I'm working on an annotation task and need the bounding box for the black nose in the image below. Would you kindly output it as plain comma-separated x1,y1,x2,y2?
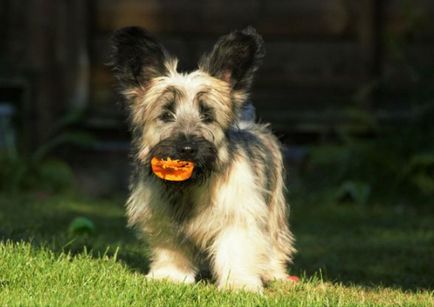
177,143,198,156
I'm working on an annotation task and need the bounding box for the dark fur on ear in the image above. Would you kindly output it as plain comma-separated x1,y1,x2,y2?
199,26,265,92
109,26,168,90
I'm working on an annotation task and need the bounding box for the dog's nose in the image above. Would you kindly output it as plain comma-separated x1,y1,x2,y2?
177,143,198,156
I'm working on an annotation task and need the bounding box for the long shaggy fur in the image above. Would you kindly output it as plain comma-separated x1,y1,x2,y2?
110,26,295,292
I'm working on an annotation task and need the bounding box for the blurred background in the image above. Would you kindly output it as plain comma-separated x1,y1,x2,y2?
1,0,434,204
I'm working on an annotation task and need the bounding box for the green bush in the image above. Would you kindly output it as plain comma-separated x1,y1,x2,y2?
0,111,96,193
0,155,74,192
304,102,434,204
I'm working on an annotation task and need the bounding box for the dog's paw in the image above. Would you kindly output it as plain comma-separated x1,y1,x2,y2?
261,271,289,284
146,268,196,284
218,277,263,293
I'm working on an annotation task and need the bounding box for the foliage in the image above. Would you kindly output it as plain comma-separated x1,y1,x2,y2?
0,155,73,192
335,181,371,206
68,217,96,236
0,111,96,193
403,154,434,195
303,101,434,204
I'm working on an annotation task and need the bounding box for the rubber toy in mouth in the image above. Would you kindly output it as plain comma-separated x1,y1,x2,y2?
151,157,195,181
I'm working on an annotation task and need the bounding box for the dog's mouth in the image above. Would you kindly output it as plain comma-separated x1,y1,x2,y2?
147,136,217,184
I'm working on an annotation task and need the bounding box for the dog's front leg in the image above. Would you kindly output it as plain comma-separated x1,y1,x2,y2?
211,227,264,292
146,245,197,284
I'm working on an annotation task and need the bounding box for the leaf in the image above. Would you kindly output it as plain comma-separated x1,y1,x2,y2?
404,153,434,195
32,132,97,162
335,181,371,206
68,217,96,236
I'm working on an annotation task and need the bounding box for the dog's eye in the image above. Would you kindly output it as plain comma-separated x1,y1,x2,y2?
201,112,214,123
200,103,214,123
159,111,175,122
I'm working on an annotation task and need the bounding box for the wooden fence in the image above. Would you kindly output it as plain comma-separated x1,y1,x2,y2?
1,0,434,146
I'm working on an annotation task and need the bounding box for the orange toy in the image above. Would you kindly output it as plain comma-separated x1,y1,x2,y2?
151,157,195,181
287,275,300,283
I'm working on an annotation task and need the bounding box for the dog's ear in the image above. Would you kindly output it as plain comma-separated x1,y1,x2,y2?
110,27,168,91
199,27,265,92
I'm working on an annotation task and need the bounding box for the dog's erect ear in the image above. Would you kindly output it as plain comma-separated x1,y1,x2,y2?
199,27,265,92
110,27,168,90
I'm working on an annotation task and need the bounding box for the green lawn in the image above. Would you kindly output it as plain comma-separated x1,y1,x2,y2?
0,192,433,306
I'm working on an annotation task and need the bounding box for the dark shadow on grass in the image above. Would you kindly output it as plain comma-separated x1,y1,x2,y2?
290,201,434,291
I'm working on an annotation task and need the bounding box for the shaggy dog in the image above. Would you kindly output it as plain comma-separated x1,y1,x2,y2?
110,26,295,292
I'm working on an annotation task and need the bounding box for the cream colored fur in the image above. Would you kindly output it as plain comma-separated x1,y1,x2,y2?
127,155,294,292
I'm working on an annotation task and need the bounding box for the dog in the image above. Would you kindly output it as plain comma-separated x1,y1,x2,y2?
110,26,295,292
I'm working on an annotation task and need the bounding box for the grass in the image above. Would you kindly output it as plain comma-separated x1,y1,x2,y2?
0,191,433,306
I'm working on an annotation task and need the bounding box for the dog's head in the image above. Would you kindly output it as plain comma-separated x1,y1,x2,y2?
110,27,264,182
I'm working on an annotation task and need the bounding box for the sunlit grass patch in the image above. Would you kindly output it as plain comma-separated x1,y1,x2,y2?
0,192,433,306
